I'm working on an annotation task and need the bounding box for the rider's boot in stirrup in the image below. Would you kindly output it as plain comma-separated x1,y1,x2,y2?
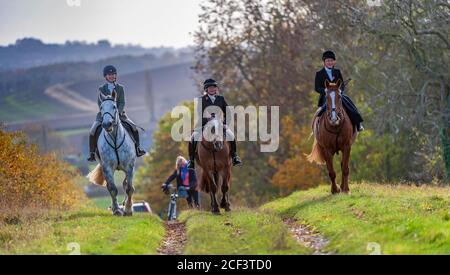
357,123,365,132
132,127,147,157
230,140,242,166
87,134,96,162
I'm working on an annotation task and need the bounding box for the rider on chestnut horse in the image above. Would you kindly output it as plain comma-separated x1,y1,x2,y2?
188,79,242,169
315,51,364,132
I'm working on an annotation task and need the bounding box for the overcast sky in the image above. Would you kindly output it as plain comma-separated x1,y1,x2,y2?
0,0,203,48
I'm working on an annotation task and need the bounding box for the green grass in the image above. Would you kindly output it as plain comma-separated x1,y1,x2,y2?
179,209,311,255
55,128,90,138
0,93,67,123
261,183,450,255
91,196,126,209
2,183,448,255
0,207,165,255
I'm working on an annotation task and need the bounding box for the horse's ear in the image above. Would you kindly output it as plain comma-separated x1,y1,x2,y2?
324,79,330,89
111,90,117,101
335,79,342,89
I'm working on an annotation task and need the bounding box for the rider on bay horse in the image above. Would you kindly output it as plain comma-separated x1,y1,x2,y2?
187,78,243,169
315,50,364,132
87,65,147,162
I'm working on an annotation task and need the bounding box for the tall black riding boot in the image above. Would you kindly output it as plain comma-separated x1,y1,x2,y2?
131,128,146,157
87,134,96,162
230,139,242,166
188,140,197,169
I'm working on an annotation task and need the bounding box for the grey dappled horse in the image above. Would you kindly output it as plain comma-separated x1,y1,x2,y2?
87,92,136,216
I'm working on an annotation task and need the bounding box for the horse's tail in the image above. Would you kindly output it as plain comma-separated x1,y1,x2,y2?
87,164,106,186
306,139,326,165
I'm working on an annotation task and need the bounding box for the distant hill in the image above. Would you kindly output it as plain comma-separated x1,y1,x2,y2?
0,37,193,71
0,52,195,123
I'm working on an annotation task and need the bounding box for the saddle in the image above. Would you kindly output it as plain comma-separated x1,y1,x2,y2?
314,104,356,134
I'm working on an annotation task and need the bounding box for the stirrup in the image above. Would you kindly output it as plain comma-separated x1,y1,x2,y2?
136,147,147,157
87,152,96,162
232,155,242,166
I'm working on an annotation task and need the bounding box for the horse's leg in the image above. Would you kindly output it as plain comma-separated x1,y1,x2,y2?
104,167,123,216
187,191,194,209
218,172,226,210
123,166,135,216
121,178,127,206
220,183,231,212
209,172,220,214
324,151,339,194
340,145,351,194
220,172,231,212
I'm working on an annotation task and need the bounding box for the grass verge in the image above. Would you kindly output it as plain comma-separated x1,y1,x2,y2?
179,209,311,255
261,183,450,254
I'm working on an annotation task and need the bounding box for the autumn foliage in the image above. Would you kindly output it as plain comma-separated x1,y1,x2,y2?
0,127,84,219
269,116,324,195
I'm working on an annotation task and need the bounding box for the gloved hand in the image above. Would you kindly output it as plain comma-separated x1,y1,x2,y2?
161,184,170,195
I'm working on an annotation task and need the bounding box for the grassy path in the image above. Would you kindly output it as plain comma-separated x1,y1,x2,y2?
2,183,448,254
261,183,450,254
179,209,311,255
0,207,165,255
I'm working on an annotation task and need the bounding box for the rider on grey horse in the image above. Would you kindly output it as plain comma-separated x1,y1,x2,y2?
315,50,364,132
87,65,147,162
187,78,242,169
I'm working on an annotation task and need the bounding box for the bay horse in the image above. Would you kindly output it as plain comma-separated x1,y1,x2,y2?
195,115,232,214
87,91,137,216
307,79,357,194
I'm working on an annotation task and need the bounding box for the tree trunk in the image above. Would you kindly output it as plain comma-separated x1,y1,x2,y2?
441,85,450,182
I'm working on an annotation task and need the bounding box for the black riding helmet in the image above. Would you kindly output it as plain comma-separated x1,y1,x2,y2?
203,78,218,90
103,65,117,77
322,50,336,61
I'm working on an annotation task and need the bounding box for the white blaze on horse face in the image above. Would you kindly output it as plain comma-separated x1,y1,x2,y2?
213,118,223,141
101,99,116,130
330,91,337,122
203,105,224,142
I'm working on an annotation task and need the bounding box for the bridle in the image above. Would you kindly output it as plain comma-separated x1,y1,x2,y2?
200,117,225,175
324,89,345,135
101,98,126,165
101,98,118,126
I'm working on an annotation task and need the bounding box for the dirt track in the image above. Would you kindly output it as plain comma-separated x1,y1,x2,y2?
157,221,187,255
283,218,331,255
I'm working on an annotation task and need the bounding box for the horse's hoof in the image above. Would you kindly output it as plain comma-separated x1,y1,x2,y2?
124,211,133,217
331,188,341,195
225,207,231,212
211,209,221,215
113,209,124,216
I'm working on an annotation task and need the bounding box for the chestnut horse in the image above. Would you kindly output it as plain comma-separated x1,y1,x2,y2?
307,79,357,194
195,116,232,214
